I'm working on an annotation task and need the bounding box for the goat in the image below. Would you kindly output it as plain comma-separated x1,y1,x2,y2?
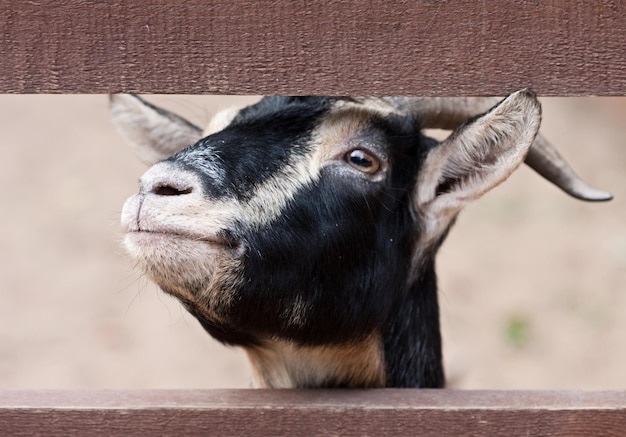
111,90,611,388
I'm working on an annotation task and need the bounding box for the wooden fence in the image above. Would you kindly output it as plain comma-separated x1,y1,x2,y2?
1,0,624,95
2,390,626,436
1,1,625,435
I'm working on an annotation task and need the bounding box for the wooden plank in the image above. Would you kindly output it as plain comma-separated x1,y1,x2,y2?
1,0,624,96
1,390,625,436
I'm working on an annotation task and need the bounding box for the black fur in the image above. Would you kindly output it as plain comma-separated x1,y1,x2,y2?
159,97,447,387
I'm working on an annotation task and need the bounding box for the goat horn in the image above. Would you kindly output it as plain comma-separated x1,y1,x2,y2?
384,96,613,202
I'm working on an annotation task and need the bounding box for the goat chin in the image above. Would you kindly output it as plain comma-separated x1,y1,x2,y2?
125,231,243,319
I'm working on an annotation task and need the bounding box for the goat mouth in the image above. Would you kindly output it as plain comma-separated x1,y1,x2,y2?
128,229,243,253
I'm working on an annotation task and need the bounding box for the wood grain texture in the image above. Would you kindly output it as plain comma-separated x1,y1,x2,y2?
1,0,624,95
1,390,626,436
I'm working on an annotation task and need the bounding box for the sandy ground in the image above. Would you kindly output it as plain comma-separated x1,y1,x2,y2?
0,94,624,390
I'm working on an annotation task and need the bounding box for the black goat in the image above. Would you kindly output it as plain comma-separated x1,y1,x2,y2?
112,90,610,388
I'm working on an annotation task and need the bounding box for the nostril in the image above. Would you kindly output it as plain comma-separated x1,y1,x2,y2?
152,184,193,196
138,162,199,197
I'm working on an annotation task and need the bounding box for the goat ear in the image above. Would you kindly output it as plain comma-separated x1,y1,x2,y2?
203,106,242,137
414,89,541,240
109,94,203,165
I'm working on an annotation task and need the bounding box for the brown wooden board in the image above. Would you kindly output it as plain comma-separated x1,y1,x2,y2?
1,390,626,436
1,0,624,96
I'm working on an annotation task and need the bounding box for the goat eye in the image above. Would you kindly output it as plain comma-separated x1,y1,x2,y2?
345,149,380,174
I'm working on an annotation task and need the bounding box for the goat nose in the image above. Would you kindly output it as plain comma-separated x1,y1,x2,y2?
151,182,193,196
139,162,199,196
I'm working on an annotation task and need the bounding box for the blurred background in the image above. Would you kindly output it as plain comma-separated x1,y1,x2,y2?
0,95,624,390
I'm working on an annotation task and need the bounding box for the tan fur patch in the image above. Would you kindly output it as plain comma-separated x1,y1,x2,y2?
315,107,372,161
306,99,395,185
239,152,322,229
244,334,386,388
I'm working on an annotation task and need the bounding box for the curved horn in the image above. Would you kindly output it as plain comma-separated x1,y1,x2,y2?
524,135,613,201
385,95,613,202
